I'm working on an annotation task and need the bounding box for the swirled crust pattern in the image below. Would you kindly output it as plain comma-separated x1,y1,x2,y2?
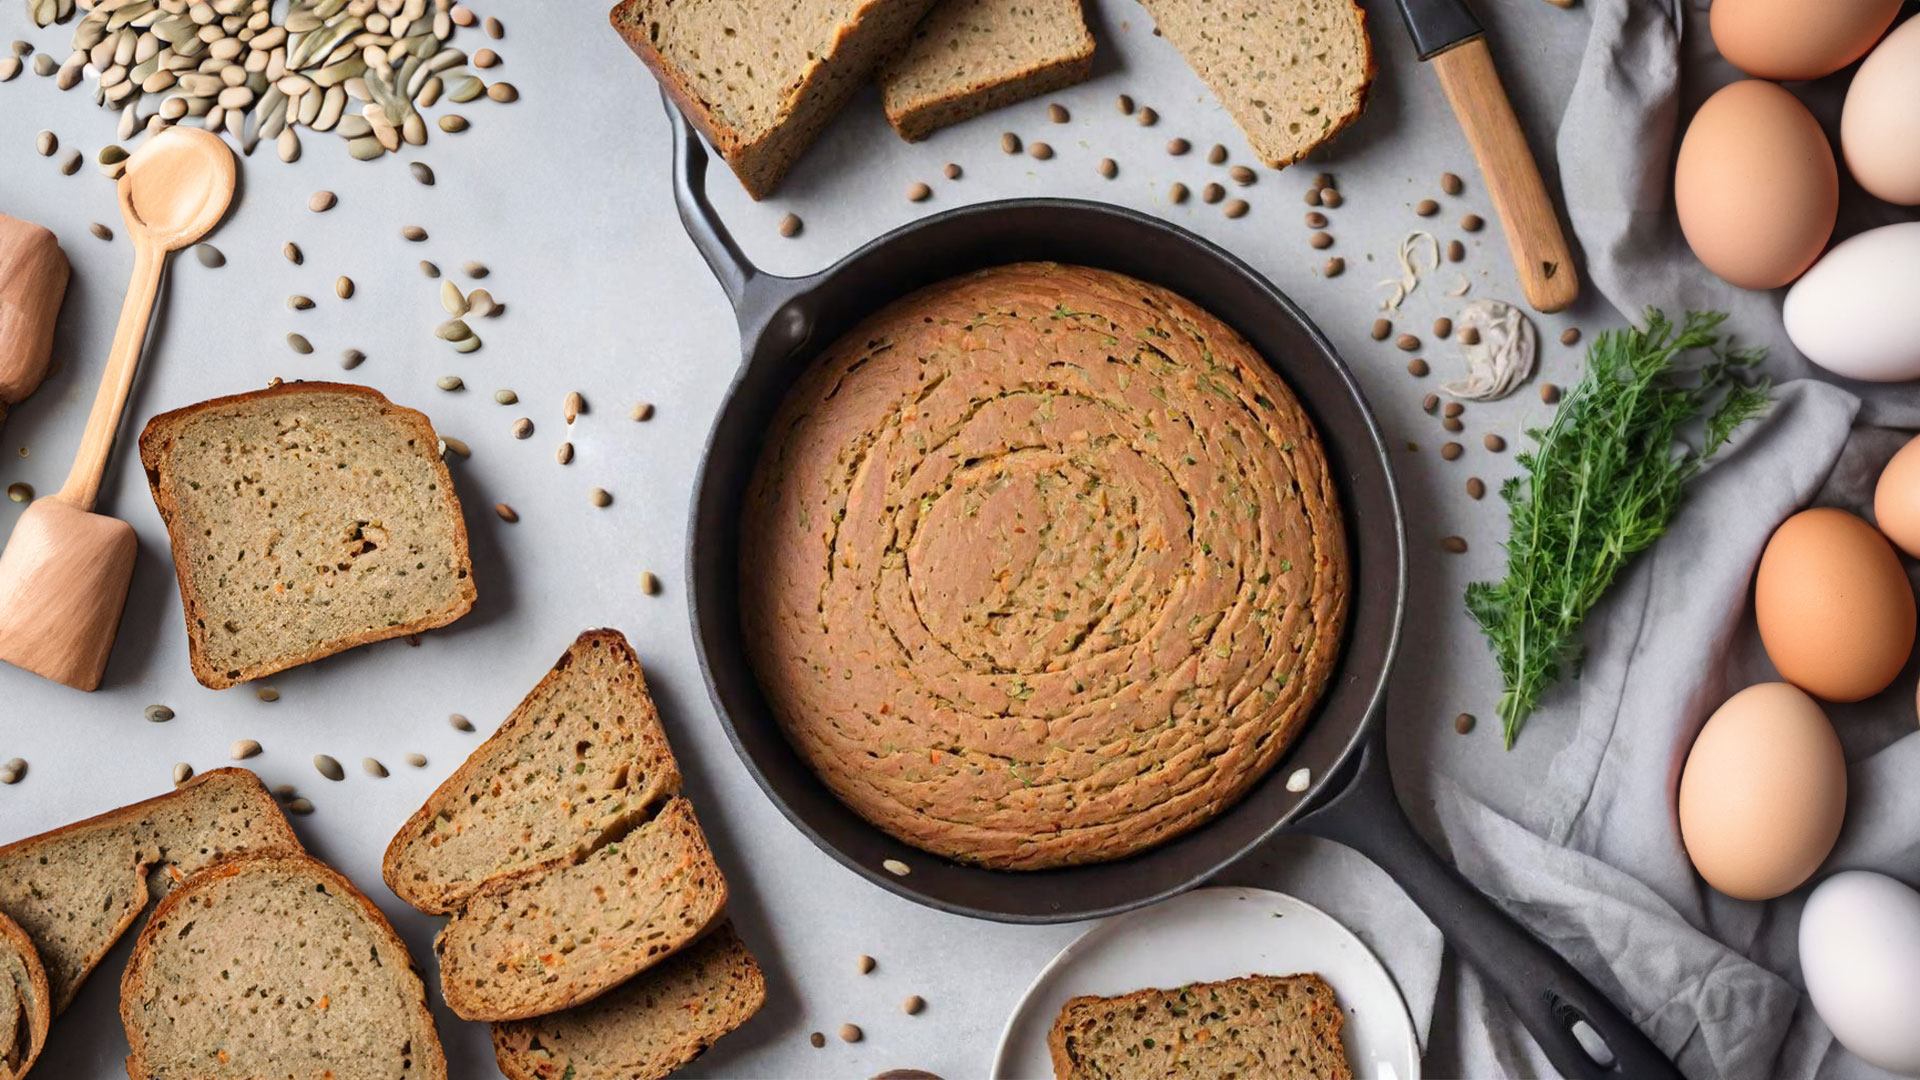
741,263,1349,869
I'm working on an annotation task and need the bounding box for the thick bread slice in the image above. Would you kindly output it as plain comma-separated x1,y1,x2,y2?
881,0,1095,142
491,922,766,1080
383,629,683,915
434,796,728,1022
0,768,300,1014
610,0,939,199
138,381,476,690
120,852,447,1080
1047,973,1353,1080
0,912,49,1080
1138,0,1373,169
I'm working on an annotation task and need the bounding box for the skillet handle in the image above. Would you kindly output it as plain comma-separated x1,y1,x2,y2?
665,89,759,315
1292,728,1683,1080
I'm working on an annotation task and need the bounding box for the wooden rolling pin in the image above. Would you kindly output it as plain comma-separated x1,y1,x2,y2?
0,213,70,430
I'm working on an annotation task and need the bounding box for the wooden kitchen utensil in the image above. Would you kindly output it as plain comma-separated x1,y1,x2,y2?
1393,0,1580,313
0,213,71,433
0,127,234,691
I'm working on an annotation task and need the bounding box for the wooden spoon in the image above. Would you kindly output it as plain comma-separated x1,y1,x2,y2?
0,127,234,691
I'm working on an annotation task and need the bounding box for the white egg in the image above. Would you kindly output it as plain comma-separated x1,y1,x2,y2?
1800,871,1920,1076
1784,222,1920,382
1842,16,1920,205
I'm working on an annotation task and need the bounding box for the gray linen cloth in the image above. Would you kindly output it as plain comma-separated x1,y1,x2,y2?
1404,1,1920,1077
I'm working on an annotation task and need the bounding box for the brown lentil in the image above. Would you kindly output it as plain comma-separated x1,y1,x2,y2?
1319,189,1344,208
510,417,533,439
1096,157,1117,179
1166,137,1190,156
1395,333,1420,351
88,222,111,241
1455,711,1476,734
1305,211,1328,228
1223,199,1249,219
1541,383,1562,404
1116,94,1134,115
1229,165,1256,186
1315,172,1336,190
1407,358,1431,377
1137,106,1158,126
640,571,661,596
1433,317,1453,338
588,487,612,508
1415,198,1439,217
1027,141,1053,160
401,224,428,242
1167,182,1189,204
556,442,573,465
1203,183,1225,204
1323,257,1344,277
1484,434,1507,452
1441,536,1469,554
1443,401,1464,418
1422,393,1440,413
495,503,518,523
631,401,656,422
1460,326,1482,346
778,213,802,238
907,181,931,202
450,713,474,731
1047,103,1068,123
1442,416,1464,433
1000,132,1020,154
308,191,336,212
1440,441,1463,460
1308,231,1333,249
857,955,876,975
1371,319,1392,341
839,1024,862,1044
1467,477,1486,500
1560,327,1582,346
1461,213,1484,232
944,162,961,180
1447,239,1466,262
1304,187,1323,207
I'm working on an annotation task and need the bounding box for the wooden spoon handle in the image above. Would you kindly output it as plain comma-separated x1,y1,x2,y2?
56,236,166,511
1431,37,1580,314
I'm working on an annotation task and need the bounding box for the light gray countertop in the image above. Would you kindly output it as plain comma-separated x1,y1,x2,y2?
0,1,1618,1075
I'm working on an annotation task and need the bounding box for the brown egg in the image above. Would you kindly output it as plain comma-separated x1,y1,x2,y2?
1756,507,1915,702
1675,81,1837,291
1679,682,1846,901
1710,0,1903,81
1875,434,1920,558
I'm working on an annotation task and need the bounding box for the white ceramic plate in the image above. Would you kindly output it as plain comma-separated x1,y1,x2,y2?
992,885,1421,1080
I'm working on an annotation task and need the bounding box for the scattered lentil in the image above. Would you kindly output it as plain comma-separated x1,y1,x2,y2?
1432,317,1453,339
1319,189,1344,208
1116,94,1134,114
362,757,388,778
59,150,80,175
1415,199,1439,217
810,1033,826,1049
1442,416,1464,433
313,754,344,781
1027,141,1053,160
1304,187,1322,207
1137,106,1157,126
1167,182,1189,204
1407,358,1431,377
556,442,573,465
450,713,474,732
1202,183,1225,205
857,955,876,975
1166,137,1190,156
420,260,440,278
1447,239,1466,263
1228,165,1256,187
285,797,315,815
1308,231,1333,249
1047,103,1068,123
1484,433,1507,452
1441,172,1465,196
640,571,661,595
839,1024,862,1044
1422,393,1440,414
335,276,354,299
404,753,428,768
588,487,611,508
402,225,428,242
473,48,498,68
1540,382,1562,404
1440,441,1463,460
0,761,20,785
308,191,336,213
1223,199,1248,219
906,181,931,203
904,995,925,1015
1461,213,1484,232
436,375,464,391
230,739,261,760
1323,257,1344,277
1459,326,1482,346
34,130,55,157
88,222,111,241
439,114,469,133
1443,401,1464,418
1467,477,1486,499
283,242,303,265
944,162,961,180
145,704,173,723
486,82,518,103
256,687,280,702
1560,327,1582,346
565,391,585,423
510,418,533,440
286,333,312,355
1000,132,1020,154
1096,157,1116,179
1371,318,1392,341
631,401,656,422
1455,712,1476,734
340,349,365,370
1305,211,1328,228
485,15,504,38
1441,536,1469,554
410,162,435,186
778,213,802,238
1395,334,1420,352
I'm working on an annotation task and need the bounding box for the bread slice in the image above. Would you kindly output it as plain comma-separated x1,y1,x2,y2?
0,768,300,1014
1047,973,1353,1080
491,922,766,1080
119,852,447,1080
383,629,683,915
610,0,939,199
880,0,1094,141
0,911,49,1080
1139,0,1373,169
434,796,728,1022
138,381,477,690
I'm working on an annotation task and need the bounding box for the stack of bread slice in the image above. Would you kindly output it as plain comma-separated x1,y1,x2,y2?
384,629,765,1080
0,911,49,1080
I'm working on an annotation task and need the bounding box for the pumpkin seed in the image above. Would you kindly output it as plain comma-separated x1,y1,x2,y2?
5,483,30,503
462,260,487,278
89,222,113,241
588,487,611,508
465,289,497,318
288,295,313,311
144,704,174,723
308,190,336,212
440,435,470,457
492,389,516,405
404,752,428,768
420,260,440,278
434,318,471,341
0,57,18,82
59,149,81,175
362,757,388,778
778,213,801,238
485,16,503,39
409,161,433,185
494,502,517,523
446,74,483,102
256,686,280,702
436,375,463,391
283,241,303,264
564,391,584,423
509,417,532,439
630,402,655,422
857,955,875,974
903,995,925,1015
484,80,515,102
172,762,193,786
639,571,660,595
883,858,911,876
449,712,474,731
438,112,467,133
313,754,344,781
838,1024,862,1044
401,224,427,242
286,332,312,354
555,441,573,465
473,47,497,68
335,275,353,299
906,181,930,203
230,739,261,760
35,130,56,156
285,797,314,815
440,280,467,316
340,348,365,369
194,243,223,267
0,759,22,784
453,334,482,353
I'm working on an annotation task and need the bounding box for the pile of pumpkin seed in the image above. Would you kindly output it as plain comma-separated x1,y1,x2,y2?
44,0,508,163
23,0,77,27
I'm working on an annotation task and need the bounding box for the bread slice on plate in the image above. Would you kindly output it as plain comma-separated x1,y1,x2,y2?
435,796,728,1022
610,0,939,199
881,0,1095,141
383,629,683,915
138,381,476,690
0,767,300,1013
1139,0,1373,169
491,922,766,1080
119,851,447,1080
0,911,49,1080
1047,973,1353,1079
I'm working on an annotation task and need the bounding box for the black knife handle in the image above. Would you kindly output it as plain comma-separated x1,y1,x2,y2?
1395,0,1484,59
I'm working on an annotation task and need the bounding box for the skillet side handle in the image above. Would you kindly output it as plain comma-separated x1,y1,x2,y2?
665,89,758,315
1293,730,1683,1080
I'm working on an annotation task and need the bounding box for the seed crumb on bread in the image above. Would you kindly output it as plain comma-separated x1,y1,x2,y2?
881,0,1095,142
138,381,476,690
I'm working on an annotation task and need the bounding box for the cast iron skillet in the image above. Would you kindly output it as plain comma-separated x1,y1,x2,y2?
667,98,1677,1080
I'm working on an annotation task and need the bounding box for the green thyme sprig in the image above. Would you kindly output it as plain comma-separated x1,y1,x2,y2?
1465,310,1771,748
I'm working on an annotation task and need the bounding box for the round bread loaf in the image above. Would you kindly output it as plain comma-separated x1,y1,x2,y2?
740,262,1349,869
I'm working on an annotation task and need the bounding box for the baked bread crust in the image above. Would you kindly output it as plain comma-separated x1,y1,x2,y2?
880,0,1096,142
1047,973,1353,1079
138,381,476,690
118,851,448,1080
0,910,49,1080
739,262,1349,870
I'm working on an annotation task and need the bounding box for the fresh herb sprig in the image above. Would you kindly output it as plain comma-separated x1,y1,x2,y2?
1466,310,1770,748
